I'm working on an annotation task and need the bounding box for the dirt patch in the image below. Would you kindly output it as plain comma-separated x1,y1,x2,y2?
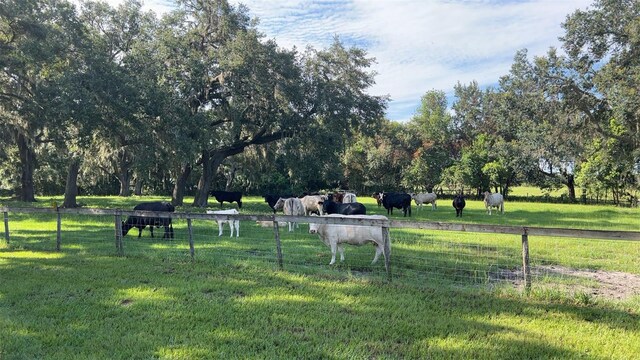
491,265,640,300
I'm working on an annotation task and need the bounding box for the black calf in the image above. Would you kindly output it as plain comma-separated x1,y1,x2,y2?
453,194,466,217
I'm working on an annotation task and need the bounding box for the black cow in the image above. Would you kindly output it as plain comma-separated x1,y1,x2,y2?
381,192,412,217
322,200,367,215
122,201,175,239
211,191,242,208
264,194,279,213
264,194,294,213
453,194,466,217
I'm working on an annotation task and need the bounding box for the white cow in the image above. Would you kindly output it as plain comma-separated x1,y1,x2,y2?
273,197,286,211
411,192,437,211
300,195,325,216
282,197,305,232
206,209,240,237
483,191,504,215
308,214,390,265
342,193,357,203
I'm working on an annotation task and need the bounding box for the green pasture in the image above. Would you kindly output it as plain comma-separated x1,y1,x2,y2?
0,194,638,359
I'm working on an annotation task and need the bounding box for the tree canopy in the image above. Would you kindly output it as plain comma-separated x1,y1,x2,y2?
0,0,637,206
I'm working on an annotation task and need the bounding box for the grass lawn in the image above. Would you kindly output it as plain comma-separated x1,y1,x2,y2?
0,194,639,359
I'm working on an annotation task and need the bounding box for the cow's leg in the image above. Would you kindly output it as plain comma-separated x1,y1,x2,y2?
338,245,345,262
329,241,338,265
138,227,142,238
372,245,383,264
234,220,239,237
150,225,155,238
217,221,223,236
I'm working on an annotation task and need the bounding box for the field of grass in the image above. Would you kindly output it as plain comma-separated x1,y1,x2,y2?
1,194,639,359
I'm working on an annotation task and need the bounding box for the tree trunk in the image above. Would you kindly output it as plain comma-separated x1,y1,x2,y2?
566,173,576,203
16,132,37,202
62,157,81,208
172,163,192,206
193,151,212,207
134,176,143,196
224,162,237,191
193,151,228,207
117,170,131,197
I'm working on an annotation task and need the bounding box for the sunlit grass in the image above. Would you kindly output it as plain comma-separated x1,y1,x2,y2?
0,194,639,358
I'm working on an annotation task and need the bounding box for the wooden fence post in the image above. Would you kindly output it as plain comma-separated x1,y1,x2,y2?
115,210,123,256
3,211,8,244
55,208,62,251
382,226,392,282
273,219,283,270
187,217,195,260
522,227,531,293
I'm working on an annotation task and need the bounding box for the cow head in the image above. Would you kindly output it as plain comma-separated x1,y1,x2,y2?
308,214,319,234
121,221,132,237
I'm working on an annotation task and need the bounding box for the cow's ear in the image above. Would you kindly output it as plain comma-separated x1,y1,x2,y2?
318,201,324,205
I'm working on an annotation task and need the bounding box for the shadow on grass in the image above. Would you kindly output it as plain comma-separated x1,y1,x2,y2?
1,251,638,359
1,200,638,357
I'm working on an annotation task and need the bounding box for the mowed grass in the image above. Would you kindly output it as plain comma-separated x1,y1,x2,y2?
0,193,639,359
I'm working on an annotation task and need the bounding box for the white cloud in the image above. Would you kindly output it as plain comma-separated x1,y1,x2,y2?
95,0,594,121
237,0,592,121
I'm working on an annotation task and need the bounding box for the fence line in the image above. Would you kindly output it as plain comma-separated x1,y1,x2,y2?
2,206,639,292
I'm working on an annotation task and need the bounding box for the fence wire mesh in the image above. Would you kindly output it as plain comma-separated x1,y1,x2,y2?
2,209,638,296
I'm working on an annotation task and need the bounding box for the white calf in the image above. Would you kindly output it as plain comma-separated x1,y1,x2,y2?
283,197,305,232
411,192,437,211
206,209,240,237
308,214,390,265
483,191,504,215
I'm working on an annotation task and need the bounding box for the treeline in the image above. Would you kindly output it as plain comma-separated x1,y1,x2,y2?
1,0,638,206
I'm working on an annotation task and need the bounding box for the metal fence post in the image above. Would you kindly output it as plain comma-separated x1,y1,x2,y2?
522,227,531,293
187,217,195,260
3,211,8,244
55,208,62,251
115,210,124,256
273,219,283,270
382,226,392,282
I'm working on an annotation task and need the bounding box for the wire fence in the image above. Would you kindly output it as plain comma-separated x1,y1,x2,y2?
2,207,639,297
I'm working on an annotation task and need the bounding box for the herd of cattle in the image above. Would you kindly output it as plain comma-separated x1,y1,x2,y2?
119,190,505,265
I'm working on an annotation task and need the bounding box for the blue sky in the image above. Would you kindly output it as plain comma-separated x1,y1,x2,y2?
108,0,593,122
